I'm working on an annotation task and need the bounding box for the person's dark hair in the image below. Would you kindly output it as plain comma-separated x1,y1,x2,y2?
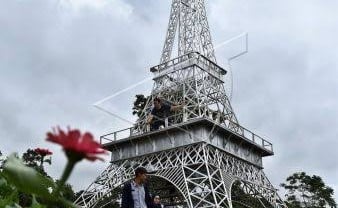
153,97,161,103
135,167,147,177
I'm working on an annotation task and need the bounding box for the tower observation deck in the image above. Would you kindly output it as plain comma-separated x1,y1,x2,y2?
75,1,287,207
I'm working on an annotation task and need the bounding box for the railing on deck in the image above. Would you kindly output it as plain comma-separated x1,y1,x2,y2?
100,117,273,153
240,124,273,152
150,52,226,78
100,127,135,145
150,52,196,73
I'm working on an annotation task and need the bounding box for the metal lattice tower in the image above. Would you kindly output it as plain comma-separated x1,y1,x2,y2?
75,1,287,207
160,0,216,63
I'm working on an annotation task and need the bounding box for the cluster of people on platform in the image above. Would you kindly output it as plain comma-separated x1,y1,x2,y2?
121,167,164,208
121,98,184,207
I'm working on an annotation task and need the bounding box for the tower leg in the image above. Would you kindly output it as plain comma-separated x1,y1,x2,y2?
182,163,233,207
75,143,287,208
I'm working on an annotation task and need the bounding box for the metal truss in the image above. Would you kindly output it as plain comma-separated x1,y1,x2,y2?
134,52,242,135
75,143,286,208
75,1,287,207
161,0,216,63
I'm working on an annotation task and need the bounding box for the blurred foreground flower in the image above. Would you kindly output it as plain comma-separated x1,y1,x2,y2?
1,126,105,207
47,127,106,162
33,147,53,172
34,148,52,156
46,127,107,196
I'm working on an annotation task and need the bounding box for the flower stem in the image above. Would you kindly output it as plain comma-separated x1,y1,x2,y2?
55,159,76,195
40,156,44,169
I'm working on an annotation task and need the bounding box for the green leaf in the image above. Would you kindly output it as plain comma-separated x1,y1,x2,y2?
2,154,55,200
29,196,46,208
4,204,21,208
0,173,19,207
0,176,14,197
0,190,20,208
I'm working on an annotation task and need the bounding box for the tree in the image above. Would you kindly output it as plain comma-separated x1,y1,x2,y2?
22,148,46,176
22,148,52,176
6,149,52,207
1,148,76,207
1,127,104,207
132,94,149,118
0,150,4,169
280,172,337,208
231,181,273,208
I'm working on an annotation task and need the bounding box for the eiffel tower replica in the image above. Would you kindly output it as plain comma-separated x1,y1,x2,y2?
75,0,287,207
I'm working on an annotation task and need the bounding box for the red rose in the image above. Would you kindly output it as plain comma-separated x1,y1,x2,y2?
46,127,106,162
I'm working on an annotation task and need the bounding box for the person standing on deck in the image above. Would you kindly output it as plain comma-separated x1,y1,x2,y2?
146,97,184,130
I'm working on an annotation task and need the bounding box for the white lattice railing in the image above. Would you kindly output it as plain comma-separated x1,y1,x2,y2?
100,117,273,153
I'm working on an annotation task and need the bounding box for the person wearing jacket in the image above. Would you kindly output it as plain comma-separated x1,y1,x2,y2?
121,167,153,208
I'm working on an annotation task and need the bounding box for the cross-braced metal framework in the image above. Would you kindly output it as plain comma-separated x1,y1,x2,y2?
134,52,242,136
133,0,240,135
75,143,286,208
76,0,287,207
161,0,216,63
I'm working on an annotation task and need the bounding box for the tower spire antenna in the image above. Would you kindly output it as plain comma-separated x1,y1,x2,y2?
160,0,216,64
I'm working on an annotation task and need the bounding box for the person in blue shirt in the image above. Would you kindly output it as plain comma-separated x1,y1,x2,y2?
121,167,153,208
146,97,184,130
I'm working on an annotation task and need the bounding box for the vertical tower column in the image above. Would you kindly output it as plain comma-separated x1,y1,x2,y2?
161,0,216,63
181,143,233,207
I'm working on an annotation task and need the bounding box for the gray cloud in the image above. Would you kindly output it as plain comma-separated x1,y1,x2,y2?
1,0,337,201
211,0,338,199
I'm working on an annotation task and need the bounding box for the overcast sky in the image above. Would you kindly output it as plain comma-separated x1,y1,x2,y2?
1,0,337,202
